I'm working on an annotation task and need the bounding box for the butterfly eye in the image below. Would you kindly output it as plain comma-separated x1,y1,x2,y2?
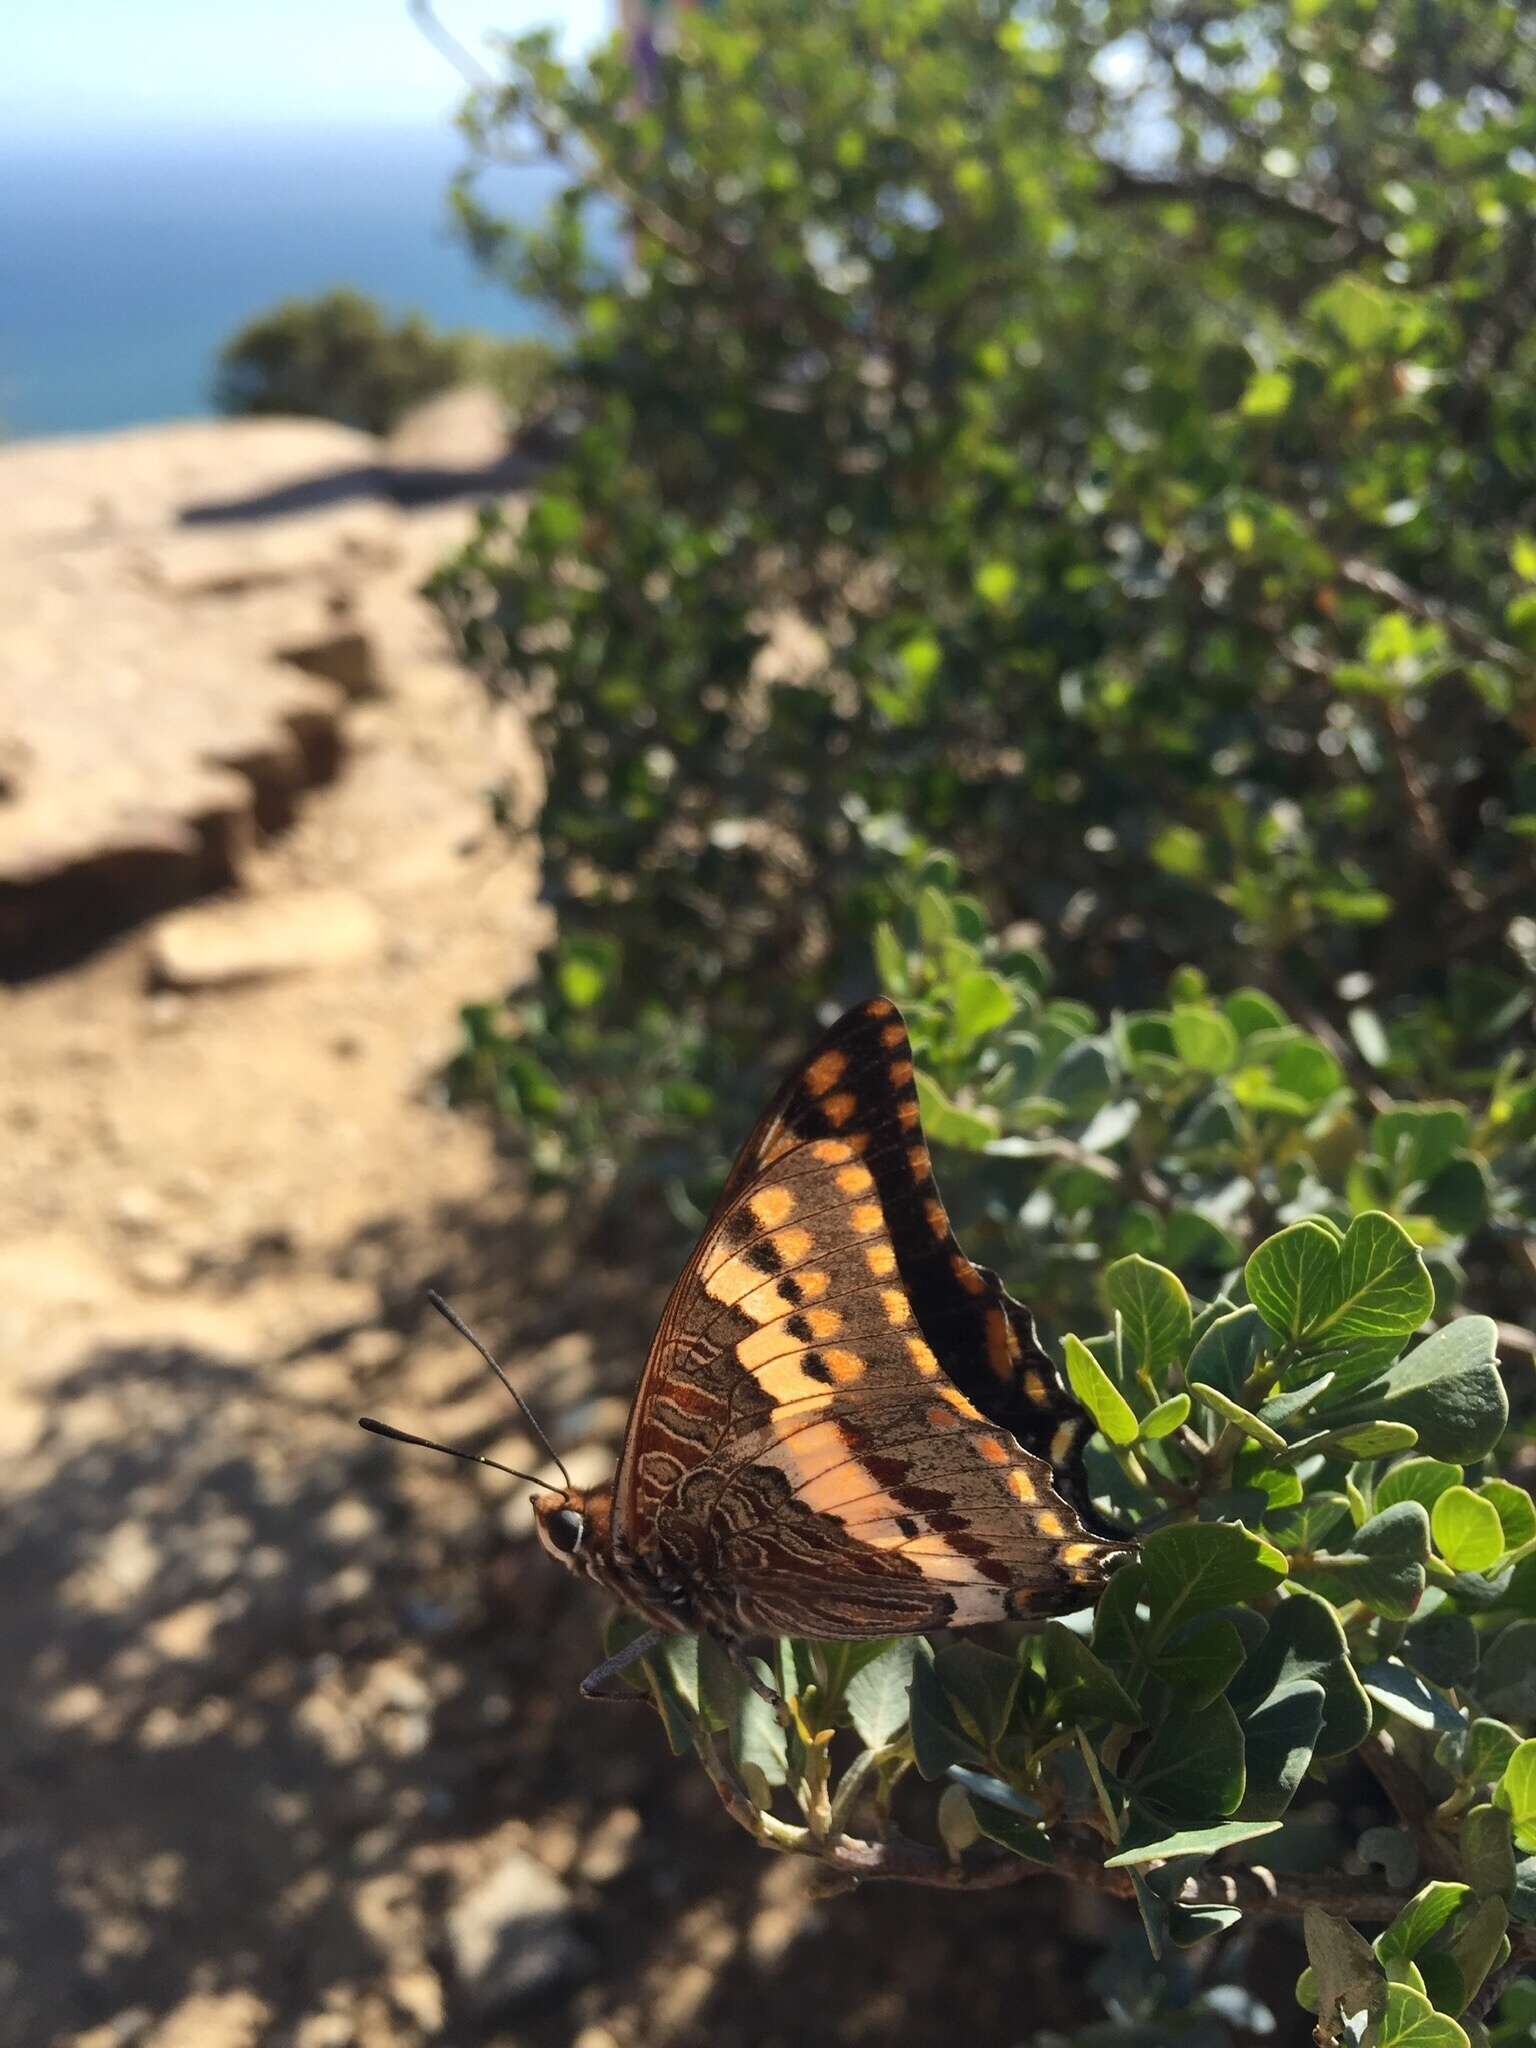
546,1507,585,1555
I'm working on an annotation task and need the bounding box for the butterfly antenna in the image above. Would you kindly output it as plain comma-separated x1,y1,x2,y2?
358,1415,549,1488
425,1289,574,1495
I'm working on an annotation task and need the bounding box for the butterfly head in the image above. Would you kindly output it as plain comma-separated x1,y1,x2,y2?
532,1482,615,1584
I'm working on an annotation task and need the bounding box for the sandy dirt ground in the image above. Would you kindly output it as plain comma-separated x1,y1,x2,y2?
0,479,1147,2048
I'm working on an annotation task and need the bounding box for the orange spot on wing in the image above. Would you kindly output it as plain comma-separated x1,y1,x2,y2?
975,1436,1010,1464
925,1404,962,1431
1023,1368,1049,1405
897,1098,921,1128
812,1138,852,1165
820,1090,856,1126
907,1143,932,1179
806,1307,844,1340
1036,1511,1065,1539
951,1253,985,1294
823,1348,865,1385
836,1164,874,1196
850,1203,883,1235
772,1227,813,1266
907,1335,940,1376
750,1185,796,1228
864,1241,896,1277
940,1385,982,1418
923,1198,947,1237
889,1059,914,1086
866,997,896,1017
881,1021,906,1047
879,1289,911,1326
805,1049,848,1096
1061,1542,1098,1567
1007,1468,1037,1504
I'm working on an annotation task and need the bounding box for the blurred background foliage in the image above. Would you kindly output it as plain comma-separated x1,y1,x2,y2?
214,282,556,434
432,0,1536,1310
417,1,1536,2038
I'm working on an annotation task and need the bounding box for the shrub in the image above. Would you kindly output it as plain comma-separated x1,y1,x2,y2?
432,0,1536,1218
214,285,553,435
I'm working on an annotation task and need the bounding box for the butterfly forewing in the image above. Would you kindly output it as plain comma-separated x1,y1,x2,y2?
611,997,1132,1640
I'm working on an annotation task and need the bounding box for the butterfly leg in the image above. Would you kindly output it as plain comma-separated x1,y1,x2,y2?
578,1625,667,1705
721,1636,792,1729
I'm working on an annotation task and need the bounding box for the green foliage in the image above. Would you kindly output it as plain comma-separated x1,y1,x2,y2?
423,0,1536,2028
433,0,1536,1285
213,285,553,435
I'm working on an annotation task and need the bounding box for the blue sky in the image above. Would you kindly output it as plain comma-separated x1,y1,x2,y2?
3,2,610,139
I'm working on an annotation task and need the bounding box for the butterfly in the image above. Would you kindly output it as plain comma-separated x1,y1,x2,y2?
515,995,1136,1717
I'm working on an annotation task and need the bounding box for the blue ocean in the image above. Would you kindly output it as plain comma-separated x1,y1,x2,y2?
0,127,560,440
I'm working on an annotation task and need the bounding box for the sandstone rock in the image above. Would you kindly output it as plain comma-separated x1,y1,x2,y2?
384,384,510,478
148,888,384,988
447,1849,592,2016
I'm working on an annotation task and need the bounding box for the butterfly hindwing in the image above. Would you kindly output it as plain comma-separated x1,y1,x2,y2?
611,997,1131,1640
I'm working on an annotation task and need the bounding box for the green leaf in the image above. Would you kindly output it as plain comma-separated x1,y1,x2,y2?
1171,1004,1239,1073
1360,1659,1465,1733
1496,1740,1536,1852
1433,1486,1506,1573
1403,1609,1478,1691
1239,1679,1325,1819
1140,1523,1288,1637
1352,1319,1508,1463
1464,1721,1522,1787
730,1654,789,1788
1446,1896,1508,2011
1190,1380,1287,1450
1152,1617,1247,1711
1265,1492,1352,1557
1141,1392,1191,1439
640,1633,703,1754
1092,1559,1148,1682
1313,275,1400,351
1063,1332,1140,1446
1104,1256,1192,1375
908,1646,983,1779
1246,1213,1432,1372
1128,1697,1246,1825
1481,1481,1536,1553
1377,1881,1472,1964
950,968,1017,1047
1105,1819,1282,1867
1313,1421,1422,1459
1229,1587,1372,1759
1245,1220,1344,1341
1186,1304,1268,1399
1240,368,1294,418
913,1071,994,1150
970,1798,1056,1863
1379,1459,1464,1515
931,1643,1022,1751
1480,1623,1536,1721
1043,1620,1144,1724
844,1638,917,1748
1305,1503,1430,1620
1462,1804,1517,1897
1374,1981,1470,2048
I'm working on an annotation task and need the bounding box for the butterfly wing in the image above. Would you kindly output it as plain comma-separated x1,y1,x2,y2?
612,996,1132,1638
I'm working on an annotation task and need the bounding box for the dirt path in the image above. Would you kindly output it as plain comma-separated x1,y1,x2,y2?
0,458,1116,2048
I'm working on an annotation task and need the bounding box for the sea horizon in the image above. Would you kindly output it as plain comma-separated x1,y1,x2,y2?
0,124,562,442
